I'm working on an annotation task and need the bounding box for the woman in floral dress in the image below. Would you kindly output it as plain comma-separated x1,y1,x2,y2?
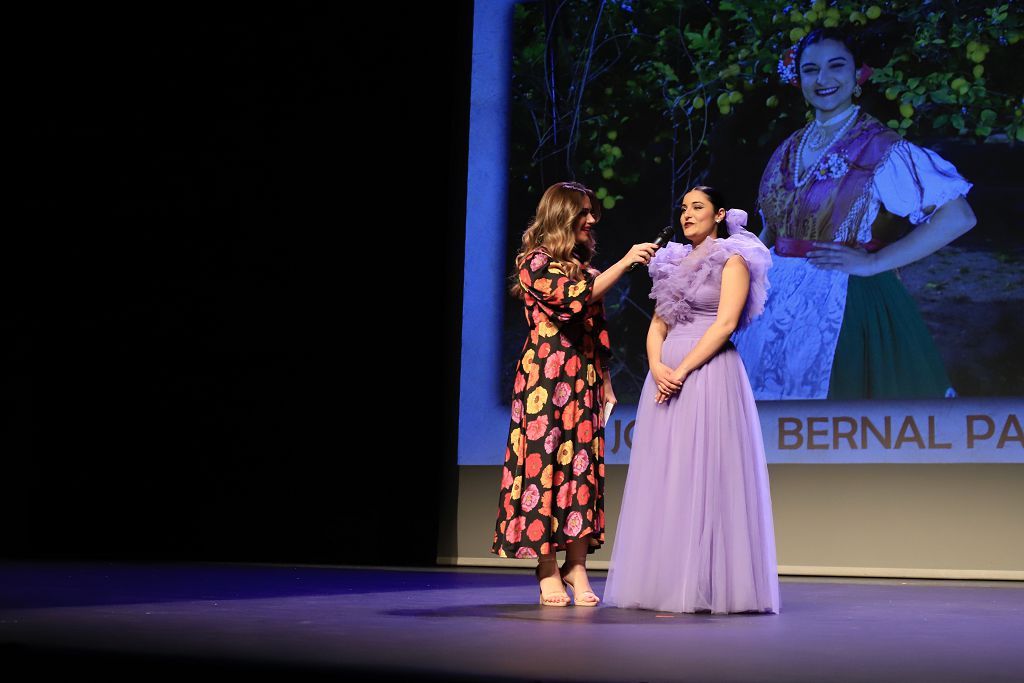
492,181,658,606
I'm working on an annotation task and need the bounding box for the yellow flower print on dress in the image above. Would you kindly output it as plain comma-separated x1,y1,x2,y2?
568,280,587,298
558,440,575,465
511,475,523,500
538,321,559,338
526,386,549,414
522,349,537,373
586,364,597,386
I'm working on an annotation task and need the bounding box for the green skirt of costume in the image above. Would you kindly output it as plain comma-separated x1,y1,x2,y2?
828,271,952,400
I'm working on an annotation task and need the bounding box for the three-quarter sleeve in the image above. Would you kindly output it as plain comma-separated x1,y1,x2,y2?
872,140,972,224
518,250,593,323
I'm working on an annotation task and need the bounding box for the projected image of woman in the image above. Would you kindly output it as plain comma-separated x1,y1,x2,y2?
733,28,977,400
491,181,659,606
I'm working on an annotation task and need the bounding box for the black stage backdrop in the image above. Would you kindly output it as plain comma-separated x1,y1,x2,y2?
8,5,472,566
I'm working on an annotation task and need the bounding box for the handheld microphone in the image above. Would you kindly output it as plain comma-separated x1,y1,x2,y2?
627,224,676,272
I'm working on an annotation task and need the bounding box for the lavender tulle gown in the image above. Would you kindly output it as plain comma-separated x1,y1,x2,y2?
604,210,780,614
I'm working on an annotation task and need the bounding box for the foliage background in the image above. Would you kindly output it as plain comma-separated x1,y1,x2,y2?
501,0,1024,402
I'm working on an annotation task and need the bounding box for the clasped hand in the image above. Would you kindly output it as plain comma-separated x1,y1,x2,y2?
651,362,688,404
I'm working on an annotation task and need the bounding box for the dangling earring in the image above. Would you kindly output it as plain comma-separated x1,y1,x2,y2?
854,84,862,98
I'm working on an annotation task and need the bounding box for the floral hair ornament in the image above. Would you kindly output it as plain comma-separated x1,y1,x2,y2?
778,45,799,86
778,43,873,87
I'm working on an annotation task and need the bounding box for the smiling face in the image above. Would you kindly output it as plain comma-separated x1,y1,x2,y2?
573,195,597,245
799,39,857,121
680,190,725,246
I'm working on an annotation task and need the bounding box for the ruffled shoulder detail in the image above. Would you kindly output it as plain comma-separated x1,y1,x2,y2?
649,209,772,329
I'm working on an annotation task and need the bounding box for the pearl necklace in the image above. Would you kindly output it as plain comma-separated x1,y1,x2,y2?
793,105,860,188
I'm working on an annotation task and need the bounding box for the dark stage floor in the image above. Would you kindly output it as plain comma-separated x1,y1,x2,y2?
1,562,1022,681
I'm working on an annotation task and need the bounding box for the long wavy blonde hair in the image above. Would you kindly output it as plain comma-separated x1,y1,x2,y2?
511,181,601,297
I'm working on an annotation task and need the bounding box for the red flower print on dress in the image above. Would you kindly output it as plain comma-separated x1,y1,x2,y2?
505,515,526,544
544,426,563,454
539,542,550,555
575,379,584,393
544,351,566,380
557,482,573,509
565,356,581,376
599,329,609,348
504,492,514,520
526,415,549,441
513,372,526,393
598,509,605,529
577,483,590,506
583,390,592,408
526,519,545,542
501,468,513,490
553,470,565,487
527,365,541,389
562,401,581,430
525,453,543,479
538,342,551,359
565,511,583,537
521,483,541,512
539,490,552,517
533,278,553,296
515,546,538,559
573,450,590,476
577,420,592,443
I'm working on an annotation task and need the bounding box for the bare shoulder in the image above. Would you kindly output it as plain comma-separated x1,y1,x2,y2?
723,253,749,271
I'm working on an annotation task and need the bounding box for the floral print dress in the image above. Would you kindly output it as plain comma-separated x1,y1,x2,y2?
492,248,610,559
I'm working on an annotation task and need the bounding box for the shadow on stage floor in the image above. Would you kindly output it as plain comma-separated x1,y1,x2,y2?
1,562,1022,682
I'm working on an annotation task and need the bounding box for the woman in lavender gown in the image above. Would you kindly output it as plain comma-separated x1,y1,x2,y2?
604,186,780,614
